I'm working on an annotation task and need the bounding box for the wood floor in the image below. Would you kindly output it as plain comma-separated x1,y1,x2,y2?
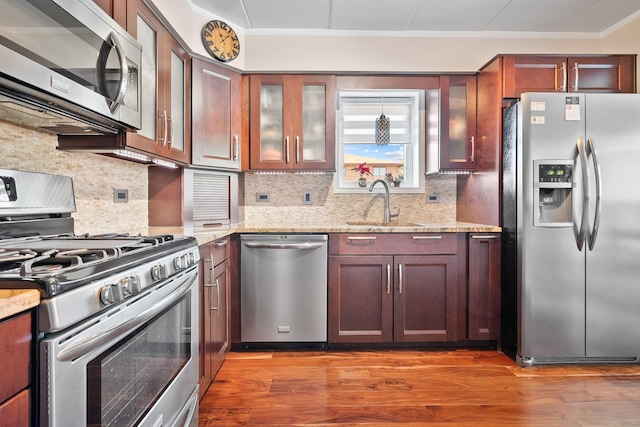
198,349,640,426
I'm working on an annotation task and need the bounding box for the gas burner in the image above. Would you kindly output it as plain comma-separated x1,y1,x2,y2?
17,247,120,276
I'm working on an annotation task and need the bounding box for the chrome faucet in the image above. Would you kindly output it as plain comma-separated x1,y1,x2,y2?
369,179,399,223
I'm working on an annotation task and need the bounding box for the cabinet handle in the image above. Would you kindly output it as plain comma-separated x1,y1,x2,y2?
398,264,403,294
346,236,377,240
470,136,475,163
573,62,579,91
295,136,300,163
285,136,290,163
386,264,391,294
211,278,219,311
471,235,498,239
560,62,567,92
233,135,239,161
215,239,229,247
159,110,167,145
412,235,442,240
167,113,174,147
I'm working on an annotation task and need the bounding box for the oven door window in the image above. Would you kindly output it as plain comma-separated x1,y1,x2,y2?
86,293,191,426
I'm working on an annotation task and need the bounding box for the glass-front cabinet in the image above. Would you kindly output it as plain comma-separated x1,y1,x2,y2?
249,75,335,170
438,75,476,172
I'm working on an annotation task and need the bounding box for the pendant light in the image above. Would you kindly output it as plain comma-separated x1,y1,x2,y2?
375,91,390,145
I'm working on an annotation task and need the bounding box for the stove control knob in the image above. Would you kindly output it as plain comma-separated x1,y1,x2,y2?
120,276,141,295
187,252,196,266
173,256,184,270
151,264,167,281
100,283,124,305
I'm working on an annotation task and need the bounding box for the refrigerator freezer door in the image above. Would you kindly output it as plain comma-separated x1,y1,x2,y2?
584,94,640,357
518,93,587,359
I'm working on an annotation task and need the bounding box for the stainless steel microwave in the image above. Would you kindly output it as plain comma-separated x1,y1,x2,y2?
0,0,142,134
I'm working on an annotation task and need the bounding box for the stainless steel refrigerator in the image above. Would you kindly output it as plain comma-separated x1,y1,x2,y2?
503,92,640,366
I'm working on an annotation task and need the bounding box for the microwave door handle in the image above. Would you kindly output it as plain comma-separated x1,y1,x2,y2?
575,137,590,251
97,32,129,114
587,137,602,250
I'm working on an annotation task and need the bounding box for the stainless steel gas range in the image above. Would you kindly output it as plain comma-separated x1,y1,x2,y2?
0,169,200,427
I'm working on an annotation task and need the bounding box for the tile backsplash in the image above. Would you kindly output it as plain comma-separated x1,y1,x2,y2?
243,172,456,226
0,120,149,235
0,119,458,234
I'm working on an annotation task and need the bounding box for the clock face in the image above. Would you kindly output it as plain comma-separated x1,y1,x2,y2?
202,20,240,62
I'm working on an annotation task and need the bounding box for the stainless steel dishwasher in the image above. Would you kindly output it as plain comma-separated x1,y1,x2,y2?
240,234,328,345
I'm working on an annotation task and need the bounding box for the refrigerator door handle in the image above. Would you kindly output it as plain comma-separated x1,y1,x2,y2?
587,136,602,250
576,137,590,251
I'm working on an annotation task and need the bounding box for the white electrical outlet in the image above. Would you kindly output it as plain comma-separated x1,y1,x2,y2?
427,193,440,203
303,191,312,205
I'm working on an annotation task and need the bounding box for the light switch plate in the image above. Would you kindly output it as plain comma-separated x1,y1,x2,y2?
303,191,312,205
427,193,440,203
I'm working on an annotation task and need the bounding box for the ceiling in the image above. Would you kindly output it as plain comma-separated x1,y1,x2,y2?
191,0,640,35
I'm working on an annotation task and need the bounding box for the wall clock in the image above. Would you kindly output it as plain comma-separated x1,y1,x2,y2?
201,20,240,62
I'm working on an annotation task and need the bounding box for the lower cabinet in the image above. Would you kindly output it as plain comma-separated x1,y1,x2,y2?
328,234,459,344
0,310,32,426
467,233,501,341
198,238,231,399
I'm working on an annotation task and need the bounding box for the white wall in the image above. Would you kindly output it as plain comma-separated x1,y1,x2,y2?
151,0,640,74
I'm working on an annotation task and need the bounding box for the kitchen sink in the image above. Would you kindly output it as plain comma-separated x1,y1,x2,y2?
346,221,422,227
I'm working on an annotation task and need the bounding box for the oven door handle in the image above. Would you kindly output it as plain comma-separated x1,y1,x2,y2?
57,274,195,362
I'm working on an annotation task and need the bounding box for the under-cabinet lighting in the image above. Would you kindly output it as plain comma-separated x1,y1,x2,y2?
152,158,178,168
114,149,152,163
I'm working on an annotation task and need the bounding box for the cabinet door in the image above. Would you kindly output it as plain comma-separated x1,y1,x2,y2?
394,255,458,342
250,75,290,169
212,257,230,375
503,56,566,98
567,56,636,93
164,37,190,164
198,244,213,399
439,75,477,171
249,74,335,171
328,256,394,343
125,0,190,164
191,59,241,169
467,234,501,341
291,75,336,170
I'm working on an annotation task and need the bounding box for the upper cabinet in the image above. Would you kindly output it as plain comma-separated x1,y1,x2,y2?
502,55,636,98
249,75,336,171
69,0,190,165
437,75,477,172
125,0,190,164
191,59,242,170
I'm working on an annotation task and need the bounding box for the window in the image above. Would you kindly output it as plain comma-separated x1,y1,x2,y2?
335,90,425,193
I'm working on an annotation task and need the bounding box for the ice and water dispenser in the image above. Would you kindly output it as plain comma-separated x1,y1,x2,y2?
533,160,574,227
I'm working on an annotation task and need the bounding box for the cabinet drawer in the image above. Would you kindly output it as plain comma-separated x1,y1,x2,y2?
212,238,231,266
0,311,31,404
0,389,30,426
329,233,457,255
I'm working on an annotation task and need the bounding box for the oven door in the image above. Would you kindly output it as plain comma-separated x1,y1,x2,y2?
39,267,199,427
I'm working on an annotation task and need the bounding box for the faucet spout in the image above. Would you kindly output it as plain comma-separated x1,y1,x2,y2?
369,179,391,223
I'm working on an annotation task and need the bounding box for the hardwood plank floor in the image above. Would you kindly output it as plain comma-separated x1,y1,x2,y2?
198,350,640,426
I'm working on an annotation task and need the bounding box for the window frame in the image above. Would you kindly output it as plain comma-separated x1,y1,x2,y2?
334,89,425,194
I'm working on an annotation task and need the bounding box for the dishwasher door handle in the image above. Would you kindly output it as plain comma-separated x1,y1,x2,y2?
243,242,325,250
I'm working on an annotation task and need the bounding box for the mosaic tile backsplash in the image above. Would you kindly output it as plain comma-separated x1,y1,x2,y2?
0,119,458,234
0,120,149,235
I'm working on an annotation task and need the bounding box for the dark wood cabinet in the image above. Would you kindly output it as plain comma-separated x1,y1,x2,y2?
467,233,501,341
198,238,230,399
192,59,242,170
0,311,32,426
249,74,335,171
328,234,458,344
437,75,477,172
62,0,191,165
502,55,636,98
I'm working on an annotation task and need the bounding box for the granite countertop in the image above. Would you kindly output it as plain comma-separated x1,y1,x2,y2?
151,221,501,246
0,289,40,321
